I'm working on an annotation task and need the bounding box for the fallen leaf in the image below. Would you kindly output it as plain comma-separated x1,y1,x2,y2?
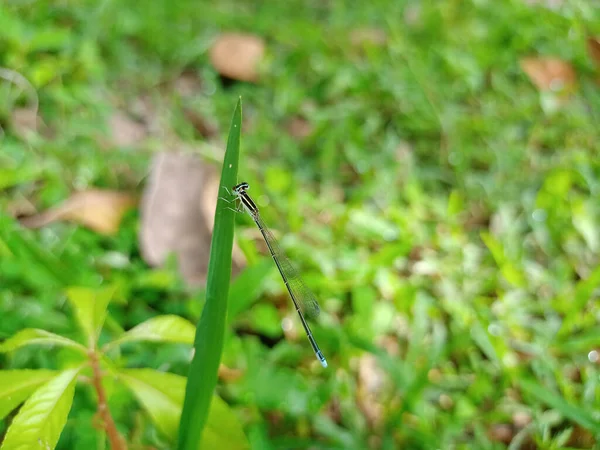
11,107,39,138
7,196,37,218
520,57,576,91
129,95,164,135
0,68,42,139
587,37,600,68
20,190,137,235
209,33,265,82
109,110,148,147
285,116,313,139
173,72,203,97
488,424,514,444
350,28,387,48
140,152,213,286
139,152,242,286
512,411,532,428
356,354,385,428
218,364,243,382
183,108,218,139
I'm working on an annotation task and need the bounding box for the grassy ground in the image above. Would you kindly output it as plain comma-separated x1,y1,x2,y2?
1,1,600,449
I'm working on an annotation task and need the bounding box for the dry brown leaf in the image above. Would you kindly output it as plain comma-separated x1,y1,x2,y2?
286,117,313,139
520,57,576,91
488,424,514,444
0,68,41,139
20,190,137,235
209,33,265,82
109,110,148,147
512,411,532,428
129,95,164,136
350,28,387,48
11,107,39,138
218,364,243,382
587,37,600,68
7,196,37,218
183,108,218,139
173,72,203,97
139,152,243,286
140,152,213,286
356,354,385,428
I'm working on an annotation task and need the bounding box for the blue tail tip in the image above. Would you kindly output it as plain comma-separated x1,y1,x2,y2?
316,352,328,368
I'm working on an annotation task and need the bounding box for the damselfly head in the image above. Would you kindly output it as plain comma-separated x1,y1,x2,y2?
233,182,249,194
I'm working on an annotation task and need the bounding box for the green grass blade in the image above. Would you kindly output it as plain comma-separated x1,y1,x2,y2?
177,99,241,450
519,379,600,435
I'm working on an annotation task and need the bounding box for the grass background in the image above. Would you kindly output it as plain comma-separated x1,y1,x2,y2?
1,0,600,449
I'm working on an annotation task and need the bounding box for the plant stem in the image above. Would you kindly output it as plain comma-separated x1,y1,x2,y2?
89,349,128,450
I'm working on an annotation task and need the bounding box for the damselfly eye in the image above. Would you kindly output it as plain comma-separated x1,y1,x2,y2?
233,182,250,193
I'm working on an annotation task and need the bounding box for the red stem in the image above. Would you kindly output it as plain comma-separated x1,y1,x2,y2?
89,350,128,450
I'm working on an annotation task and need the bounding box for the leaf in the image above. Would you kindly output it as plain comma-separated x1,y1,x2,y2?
178,99,241,450
520,57,576,92
1,368,80,450
209,34,265,82
139,152,218,287
572,199,599,252
0,166,40,191
10,106,40,139
0,219,73,287
470,322,499,364
285,116,313,140
104,315,196,351
119,369,185,441
0,329,87,354
349,28,387,48
481,231,525,287
519,379,600,435
553,327,600,353
573,265,600,311
227,259,274,324
119,369,249,449
20,189,137,235
183,107,219,139
0,370,57,420
201,394,250,450
66,285,116,346
587,37,600,68
109,110,147,146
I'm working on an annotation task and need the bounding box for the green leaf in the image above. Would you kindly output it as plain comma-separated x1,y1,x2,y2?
201,395,250,450
66,285,116,346
553,327,600,353
481,231,525,287
0,329,87,354
178,99,241,450
119,369,248,449
104,315,196,351
469,322,499,364
0,219,72,288
246,303,282,338
227,260,274,324
0,370,57,420
1,368,80,450
119,369,184,441
0,167,40,191
481,231,504,266
519,379,600,435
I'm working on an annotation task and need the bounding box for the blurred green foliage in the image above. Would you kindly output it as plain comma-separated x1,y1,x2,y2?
1,0,600,449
